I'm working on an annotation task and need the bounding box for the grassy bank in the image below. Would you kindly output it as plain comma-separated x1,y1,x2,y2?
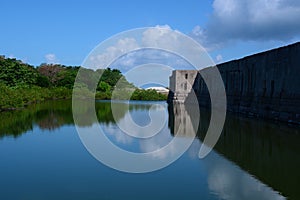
0,85,167,111
0,84,72,111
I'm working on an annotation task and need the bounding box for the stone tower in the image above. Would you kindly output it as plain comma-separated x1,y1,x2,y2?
168,70,198,103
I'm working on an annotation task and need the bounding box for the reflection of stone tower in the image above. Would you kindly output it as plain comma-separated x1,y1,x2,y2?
169,70,198,103
169,102,199,138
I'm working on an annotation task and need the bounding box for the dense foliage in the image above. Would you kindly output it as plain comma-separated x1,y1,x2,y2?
0,57,38,87
0,56,167,110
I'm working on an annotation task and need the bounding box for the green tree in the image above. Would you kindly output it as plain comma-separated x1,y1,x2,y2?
0,57,38,87
56,67,79,89
97,81,111,92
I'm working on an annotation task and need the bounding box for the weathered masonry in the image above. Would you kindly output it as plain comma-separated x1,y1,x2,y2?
168,42,300,124
168,70,198,103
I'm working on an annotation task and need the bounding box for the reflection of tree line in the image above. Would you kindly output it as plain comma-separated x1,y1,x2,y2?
0,100,153,139
0,101,73,138
169,103,300,200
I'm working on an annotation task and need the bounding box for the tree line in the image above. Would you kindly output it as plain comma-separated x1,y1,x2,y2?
0,56,167,110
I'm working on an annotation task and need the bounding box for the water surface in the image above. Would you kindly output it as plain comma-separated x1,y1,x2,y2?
0,100,299,199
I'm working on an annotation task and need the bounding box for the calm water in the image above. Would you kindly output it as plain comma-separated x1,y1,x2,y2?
0,100,299,200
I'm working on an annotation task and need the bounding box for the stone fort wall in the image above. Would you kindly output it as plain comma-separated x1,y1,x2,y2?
168,42,300,124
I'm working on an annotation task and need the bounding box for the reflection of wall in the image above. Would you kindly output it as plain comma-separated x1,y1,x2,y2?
210,114,300,200
169,103,300,199
204,147,286,200
168,42,300,124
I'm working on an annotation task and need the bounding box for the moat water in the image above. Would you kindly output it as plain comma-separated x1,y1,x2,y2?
0,100,299,199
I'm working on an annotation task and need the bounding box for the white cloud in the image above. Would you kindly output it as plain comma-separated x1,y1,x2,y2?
206,160,286,200
139,131,176,159
191,0,300,49
88,25,204,72
216,54,223,63
84,25,202,89
88,37,139,69
103,124,133,145
45,53,59,64
111,49,194,73
142,25,181,51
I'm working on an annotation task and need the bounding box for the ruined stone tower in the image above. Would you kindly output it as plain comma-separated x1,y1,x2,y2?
168,70,198,103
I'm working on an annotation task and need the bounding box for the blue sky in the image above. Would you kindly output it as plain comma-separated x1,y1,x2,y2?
1,0,300,67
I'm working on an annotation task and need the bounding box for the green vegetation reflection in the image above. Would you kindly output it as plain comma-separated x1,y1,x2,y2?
0,100,154,139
